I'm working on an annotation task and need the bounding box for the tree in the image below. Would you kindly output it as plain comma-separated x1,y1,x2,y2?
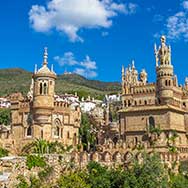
129,152,169,188
0,108,11,125
79,113,96,151
58,172,90,188
170,174,188,188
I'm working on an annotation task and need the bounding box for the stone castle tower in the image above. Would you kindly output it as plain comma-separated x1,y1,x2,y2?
119,35,188,160
155,35,174,104
32,47,57,140
7,48,81,153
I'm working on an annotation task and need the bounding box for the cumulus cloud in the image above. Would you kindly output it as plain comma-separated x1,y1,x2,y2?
54,52,78,66
74,68,97,78
29,0,137,42
54,52,97,78
165,1,188,41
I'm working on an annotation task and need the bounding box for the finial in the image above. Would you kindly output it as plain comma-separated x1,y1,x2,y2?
43,47,48,65
128,64,131,71
34,64,37,73
154,43,157,53
122,65,124,74
132,60,135,69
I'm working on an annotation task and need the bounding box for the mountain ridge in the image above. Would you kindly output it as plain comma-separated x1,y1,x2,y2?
0,68,121,99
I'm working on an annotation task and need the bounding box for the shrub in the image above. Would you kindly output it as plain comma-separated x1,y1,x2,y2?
26,155,46,170
0,147,9,157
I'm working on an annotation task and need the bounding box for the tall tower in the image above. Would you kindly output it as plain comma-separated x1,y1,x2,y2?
154,36,174,104
32,48,57,139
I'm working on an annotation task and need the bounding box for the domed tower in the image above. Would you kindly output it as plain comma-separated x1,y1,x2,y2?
154,36,174,104
32,48,56,139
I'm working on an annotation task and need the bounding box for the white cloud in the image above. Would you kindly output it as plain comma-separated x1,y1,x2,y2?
29,0,137,42
54,52,97,78
80,56,97,70
74,68,97,78
165,1,188,41
183,1,188,10
54,52,78,66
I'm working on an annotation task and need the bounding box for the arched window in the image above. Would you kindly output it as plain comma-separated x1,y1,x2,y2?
53,119,62,138
43,83,48,95
27,126,32,136
183,102,186,108
128,100,131,106
168,80,171,86
67,131,70,139
39,83,43,94
41,130,43,139
54,126,60,137
149,116,155,131
73,133,77,146
144,100,147,105
165,80,168,86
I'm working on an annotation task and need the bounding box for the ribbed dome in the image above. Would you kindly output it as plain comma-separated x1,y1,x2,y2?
37,65,54,75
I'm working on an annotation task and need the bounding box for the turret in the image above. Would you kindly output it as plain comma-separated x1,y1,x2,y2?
155,36,174,104
33,47,57,124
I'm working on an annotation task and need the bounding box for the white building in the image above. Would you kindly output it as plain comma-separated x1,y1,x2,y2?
0,98,11,108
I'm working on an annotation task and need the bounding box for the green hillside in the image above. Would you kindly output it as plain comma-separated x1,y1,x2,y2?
0,68,121,99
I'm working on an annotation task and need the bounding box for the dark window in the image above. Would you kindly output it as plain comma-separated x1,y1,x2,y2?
165,80,168,86
44,83,48,95
144,100,147,105
67,131,70,139
41,130,43,139
39,83,43,94
149,116,155,131
27,126,32,136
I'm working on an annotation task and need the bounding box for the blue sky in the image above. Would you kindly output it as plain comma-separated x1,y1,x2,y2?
1,0,188,83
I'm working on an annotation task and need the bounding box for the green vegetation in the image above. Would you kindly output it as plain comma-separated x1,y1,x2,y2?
56,153,187,188
21,139,73,155
16,175,29,188
79,113,96,151
0,147,9,157
0,108,11,125
16,152,188,188
26,155,47,170
0,68,121,98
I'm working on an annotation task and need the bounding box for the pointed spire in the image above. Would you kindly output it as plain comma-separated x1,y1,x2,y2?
34,64,37,74
122,65,124,74
132,60,135,69
43,47,48,66
154,43,157,53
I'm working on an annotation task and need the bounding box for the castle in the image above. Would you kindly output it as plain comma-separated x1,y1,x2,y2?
0,35,188,164
118,35,188,159
1,48,81,153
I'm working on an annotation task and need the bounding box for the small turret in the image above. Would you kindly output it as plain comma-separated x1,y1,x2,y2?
140,69,147,84
32,48,57,127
